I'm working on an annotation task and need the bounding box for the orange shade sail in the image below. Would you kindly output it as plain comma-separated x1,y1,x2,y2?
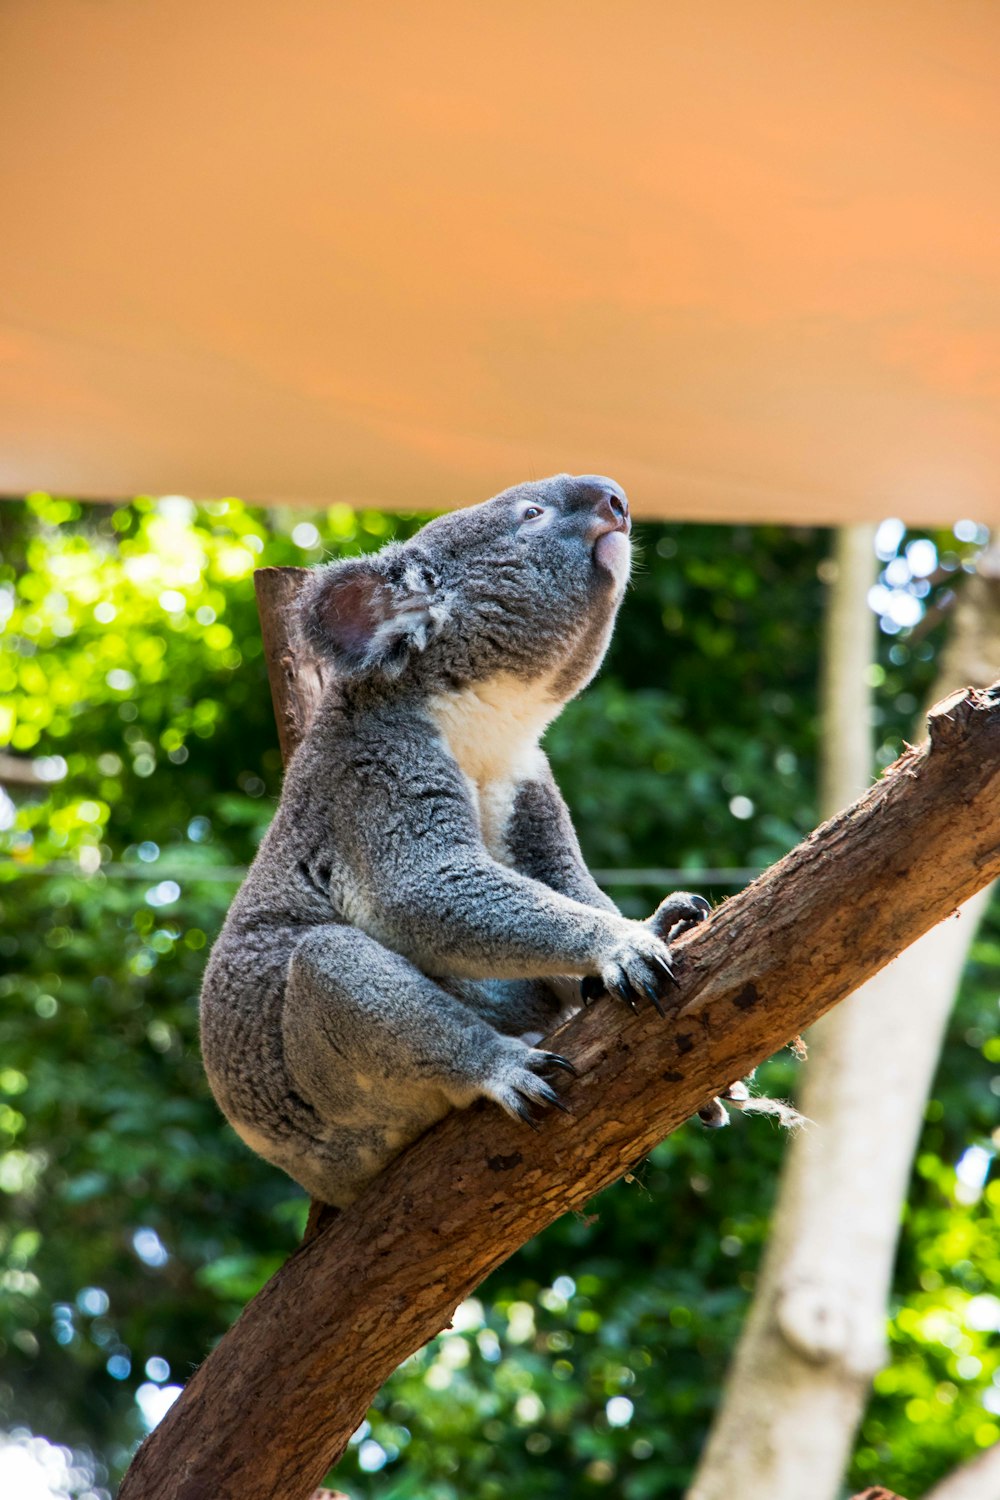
1,1,998,523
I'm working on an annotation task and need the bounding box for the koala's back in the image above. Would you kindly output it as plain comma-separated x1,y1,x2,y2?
200,691,461,1107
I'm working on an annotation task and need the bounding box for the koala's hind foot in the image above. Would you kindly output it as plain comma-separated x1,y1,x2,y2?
276,925,575,1202
479,1046,577,1129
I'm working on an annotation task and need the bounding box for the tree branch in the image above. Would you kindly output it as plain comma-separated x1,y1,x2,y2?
119,567,1000,1500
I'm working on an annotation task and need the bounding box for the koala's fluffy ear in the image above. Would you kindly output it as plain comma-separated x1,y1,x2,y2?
298,552,448,678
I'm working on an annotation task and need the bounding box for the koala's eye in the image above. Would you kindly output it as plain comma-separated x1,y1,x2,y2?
521,505,545,522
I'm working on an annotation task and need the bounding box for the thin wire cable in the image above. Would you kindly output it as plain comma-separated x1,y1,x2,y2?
1,862,763,886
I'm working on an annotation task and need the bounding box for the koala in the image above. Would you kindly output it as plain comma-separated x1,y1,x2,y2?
200,474,709,1207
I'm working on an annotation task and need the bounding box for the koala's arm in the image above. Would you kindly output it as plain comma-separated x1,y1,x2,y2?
504,758,711,940
344,745,670,994
385,842,656,986
503,757,619,915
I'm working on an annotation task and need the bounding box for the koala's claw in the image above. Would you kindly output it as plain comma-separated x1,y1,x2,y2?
509,1095,543,1131
543,1087,573,1115
581,975,605,1004
650,952,679,987
640,979,666,1017
605,972,638,1008
604,969,657,1015
539,1051,578,1077
606,972,640,1011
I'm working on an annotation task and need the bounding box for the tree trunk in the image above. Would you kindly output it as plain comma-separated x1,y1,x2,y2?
687,540,1000,1500
817,523,878,815
923,1441,1000,1500
118,569,1000,1500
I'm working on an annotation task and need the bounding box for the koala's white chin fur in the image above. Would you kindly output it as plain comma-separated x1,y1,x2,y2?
594,530,632,587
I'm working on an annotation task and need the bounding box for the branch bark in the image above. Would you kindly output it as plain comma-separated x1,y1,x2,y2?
119,567,1000,1500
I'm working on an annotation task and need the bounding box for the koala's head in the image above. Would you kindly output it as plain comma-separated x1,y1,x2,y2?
299,473,632,700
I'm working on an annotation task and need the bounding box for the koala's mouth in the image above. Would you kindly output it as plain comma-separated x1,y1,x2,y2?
592,528,632,584
583,481,631,582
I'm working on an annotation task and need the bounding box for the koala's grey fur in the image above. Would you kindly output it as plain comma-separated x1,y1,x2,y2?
200,474,708,1207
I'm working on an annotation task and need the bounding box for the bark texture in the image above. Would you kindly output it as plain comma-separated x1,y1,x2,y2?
253,566,328,762
119,567,1000,1500
687,544,1000,1500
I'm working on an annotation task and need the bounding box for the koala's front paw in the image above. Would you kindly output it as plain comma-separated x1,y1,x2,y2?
585,921,677,1017
648,891,711,944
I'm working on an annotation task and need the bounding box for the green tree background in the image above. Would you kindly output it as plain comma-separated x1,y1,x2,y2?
0,495,997,1498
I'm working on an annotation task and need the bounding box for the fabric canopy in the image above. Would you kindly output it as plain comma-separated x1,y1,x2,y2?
1,1,997,523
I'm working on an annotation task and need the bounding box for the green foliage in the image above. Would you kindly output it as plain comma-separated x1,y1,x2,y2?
0,495,996,1498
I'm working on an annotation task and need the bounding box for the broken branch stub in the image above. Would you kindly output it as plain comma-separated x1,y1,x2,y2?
254,565,326,760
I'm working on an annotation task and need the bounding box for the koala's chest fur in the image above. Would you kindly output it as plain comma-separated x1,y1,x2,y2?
427,673,558,859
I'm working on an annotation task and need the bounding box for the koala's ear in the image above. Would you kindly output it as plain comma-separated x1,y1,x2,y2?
298,553,447,678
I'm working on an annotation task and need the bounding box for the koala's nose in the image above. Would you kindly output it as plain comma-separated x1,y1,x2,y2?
602,488,630,531
577,476,631,536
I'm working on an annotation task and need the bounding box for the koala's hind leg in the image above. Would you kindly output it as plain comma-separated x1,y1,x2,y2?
279,925,573,1201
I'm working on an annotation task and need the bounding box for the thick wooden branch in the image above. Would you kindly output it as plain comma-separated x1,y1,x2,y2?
119,568,1000,1500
